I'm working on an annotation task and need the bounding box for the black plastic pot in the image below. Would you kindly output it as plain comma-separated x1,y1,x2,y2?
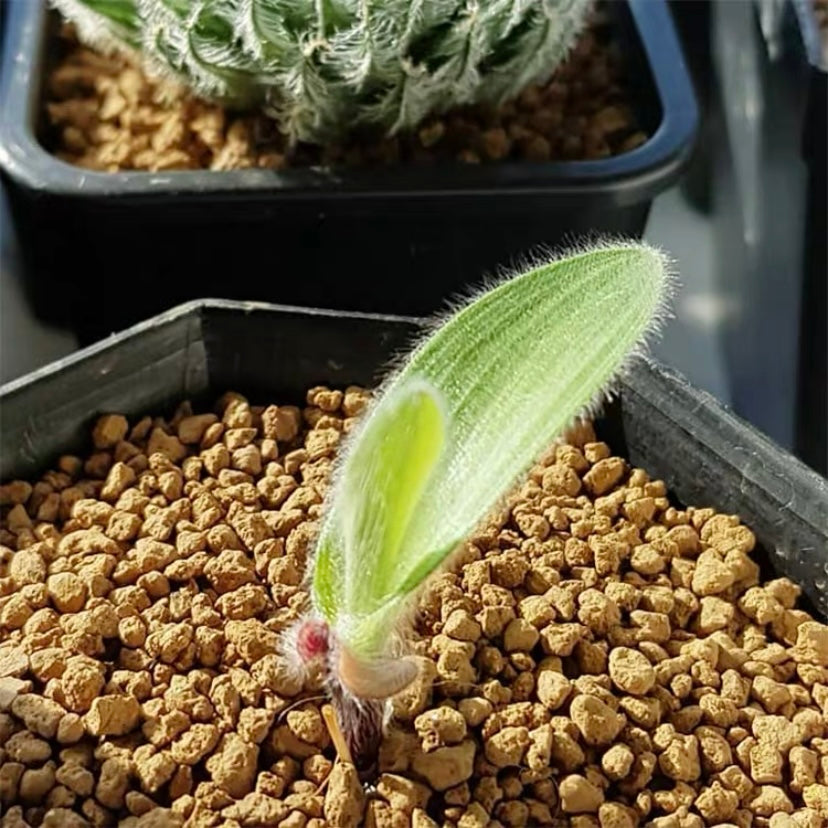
1,299,826,618
0,0,697,345
712,1,826,476
791,0,827,476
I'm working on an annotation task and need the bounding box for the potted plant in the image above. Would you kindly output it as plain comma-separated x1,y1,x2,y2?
0,0,697,345
1,246,827,826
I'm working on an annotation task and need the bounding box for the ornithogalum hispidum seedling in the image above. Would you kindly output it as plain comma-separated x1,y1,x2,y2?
51,0,589,145
286,241,674,772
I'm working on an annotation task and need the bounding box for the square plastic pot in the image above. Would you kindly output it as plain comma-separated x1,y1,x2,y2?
1,299,825,619
0,0,697,344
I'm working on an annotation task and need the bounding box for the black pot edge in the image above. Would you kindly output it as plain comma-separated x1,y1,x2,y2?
2,297,825,529
1,298,826,618
0,0,698,202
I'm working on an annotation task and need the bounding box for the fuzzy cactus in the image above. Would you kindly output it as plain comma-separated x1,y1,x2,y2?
52,0,590,145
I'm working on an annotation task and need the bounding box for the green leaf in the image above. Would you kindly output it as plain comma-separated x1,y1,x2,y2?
312,380,446,640
312,241,672,659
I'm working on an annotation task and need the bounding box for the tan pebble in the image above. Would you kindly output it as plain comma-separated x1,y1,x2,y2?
503,617,539,652
6,729,52,763
608,647,655,695
443,609,481,642
539,622,585,656
222,791,289,825
125,790,156,816
170,723,220,765
484,726,530,767
751,714,805,752
147,428,187,463
286,706,325,745
560,773,604,813
323,762,365,828
238,708,275,745
692,550,736,596
583,457,625,495
518,595,555,628
95,756,130,809
658,733,701,782
1,593,34,628
84,694,141,736
456,801,489,828
46,573,87,613
55,762,95,797
601,743,635,782
415,707,467,750
794,623,828,666
751,674,792,713
92,415,128,449
570,694,625,746
698,596,735,633
376,773,431,814
750,742,784,784
342,387,370,417
525,722,553,771
0,479,33,505
0,676,32,711
768,816,797,828
790,746,819,793
9,547,47,586
536,670,572,711
306,386,343,412
19,762,56,802
205,733,258,798
765,577,801,608
261,406,301,442
457,697,492,728
11,694,66,739
748,784,794,815
61,660,105,714
100,462,136,501
390,658,436,722
135,750,177,793
178,414,219,445
630,543,665,575
40,806,91,828
410,740,476,791
597,802,638,828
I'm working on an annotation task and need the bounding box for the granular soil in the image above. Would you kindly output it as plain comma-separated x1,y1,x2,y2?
42,12,649,173
2,388,828,827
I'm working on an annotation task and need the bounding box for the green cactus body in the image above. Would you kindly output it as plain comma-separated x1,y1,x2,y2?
52,0,590,145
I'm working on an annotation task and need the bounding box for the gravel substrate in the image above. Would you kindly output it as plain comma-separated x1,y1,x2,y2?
2,388,828,827
42,14,648,173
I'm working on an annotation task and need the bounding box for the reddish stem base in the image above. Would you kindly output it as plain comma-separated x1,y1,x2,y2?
328,679,384,780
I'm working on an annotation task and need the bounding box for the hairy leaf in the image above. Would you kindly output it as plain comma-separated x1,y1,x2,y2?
312,241,674,657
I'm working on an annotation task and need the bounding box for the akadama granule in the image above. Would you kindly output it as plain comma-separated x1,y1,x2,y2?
2,388,828,827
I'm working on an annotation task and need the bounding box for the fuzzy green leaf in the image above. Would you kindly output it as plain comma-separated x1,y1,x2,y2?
312,242,672,658
312,380,446,631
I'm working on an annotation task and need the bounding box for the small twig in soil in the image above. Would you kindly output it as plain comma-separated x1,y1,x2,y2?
322,703,354,766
